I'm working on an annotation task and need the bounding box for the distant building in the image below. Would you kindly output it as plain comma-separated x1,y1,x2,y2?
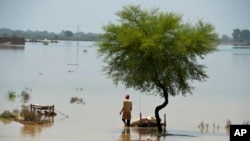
0,37,25,49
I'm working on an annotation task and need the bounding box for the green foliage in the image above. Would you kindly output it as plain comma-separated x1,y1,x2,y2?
0,28,99,41
7,90,16,102
0,110,15,118
64,30,74,38
20,90,30,103
20,106,39,122
232,28,250,42
98,5,219,97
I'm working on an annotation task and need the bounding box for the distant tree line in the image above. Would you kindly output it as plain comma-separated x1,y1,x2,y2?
0,28,99,41
221,28,250,45
232,29,250,42
2,28,249,44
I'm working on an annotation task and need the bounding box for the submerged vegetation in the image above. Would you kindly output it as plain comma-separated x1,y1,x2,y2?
7,90,16,102
20,105,40,122
5,89,30,103
1,89,42,123
1,88,85,124
20,90,30,103
70,96,85,105
0,110,15,118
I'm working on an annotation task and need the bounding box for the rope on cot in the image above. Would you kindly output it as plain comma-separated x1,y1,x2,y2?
55,109,69,118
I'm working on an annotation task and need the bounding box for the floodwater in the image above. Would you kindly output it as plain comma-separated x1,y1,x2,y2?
0,41,250,141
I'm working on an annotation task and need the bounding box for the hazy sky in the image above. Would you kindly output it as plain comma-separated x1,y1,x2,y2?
0,0,249,36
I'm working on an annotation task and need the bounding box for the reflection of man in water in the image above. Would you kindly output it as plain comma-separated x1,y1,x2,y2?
120,128,130,141
120,94,132,126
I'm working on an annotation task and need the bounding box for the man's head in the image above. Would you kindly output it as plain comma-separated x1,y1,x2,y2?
125,94,129,99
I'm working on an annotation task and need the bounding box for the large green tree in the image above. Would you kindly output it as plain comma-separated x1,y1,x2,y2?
98,5,219,133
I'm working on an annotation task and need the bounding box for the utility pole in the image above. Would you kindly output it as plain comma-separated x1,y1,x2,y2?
77,25,79,65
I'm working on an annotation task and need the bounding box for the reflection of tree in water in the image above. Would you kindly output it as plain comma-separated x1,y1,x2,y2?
224,120,250,135
197,119,250,135
119,127,163,141
198,121,220,134
212,123,220,133
20,121,54,138
21,124,42,138
225,119,231,135
243,120,250,125
0,118,12,125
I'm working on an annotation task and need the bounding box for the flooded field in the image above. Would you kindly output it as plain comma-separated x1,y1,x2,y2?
1,41,249,141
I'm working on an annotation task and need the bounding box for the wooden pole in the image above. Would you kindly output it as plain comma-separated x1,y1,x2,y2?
77,25,79,65
163,113,166,131
30,104,32,111
140,113,142,127
52,105,54,114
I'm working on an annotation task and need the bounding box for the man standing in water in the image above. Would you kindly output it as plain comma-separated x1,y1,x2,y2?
120,94,132,127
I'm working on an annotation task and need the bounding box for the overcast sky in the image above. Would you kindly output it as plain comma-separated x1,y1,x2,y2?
0,0,249,36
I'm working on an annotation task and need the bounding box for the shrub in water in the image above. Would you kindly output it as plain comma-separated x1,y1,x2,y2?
7,90,16,102
21,90,30,103
20,106,40,122
0,110,15,118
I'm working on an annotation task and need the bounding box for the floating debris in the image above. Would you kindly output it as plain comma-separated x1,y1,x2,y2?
75,87,84,91
25,87,32,91
68,70,74,73
83,49,88,54
70,97,85,105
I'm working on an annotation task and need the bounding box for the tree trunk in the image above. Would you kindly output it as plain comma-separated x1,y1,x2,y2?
155,88,169,133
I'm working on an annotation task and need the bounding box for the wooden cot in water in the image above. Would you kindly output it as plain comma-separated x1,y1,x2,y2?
131,113,166,128
30,104,56,116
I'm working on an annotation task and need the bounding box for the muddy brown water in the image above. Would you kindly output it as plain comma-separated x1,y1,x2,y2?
1,41,249,141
